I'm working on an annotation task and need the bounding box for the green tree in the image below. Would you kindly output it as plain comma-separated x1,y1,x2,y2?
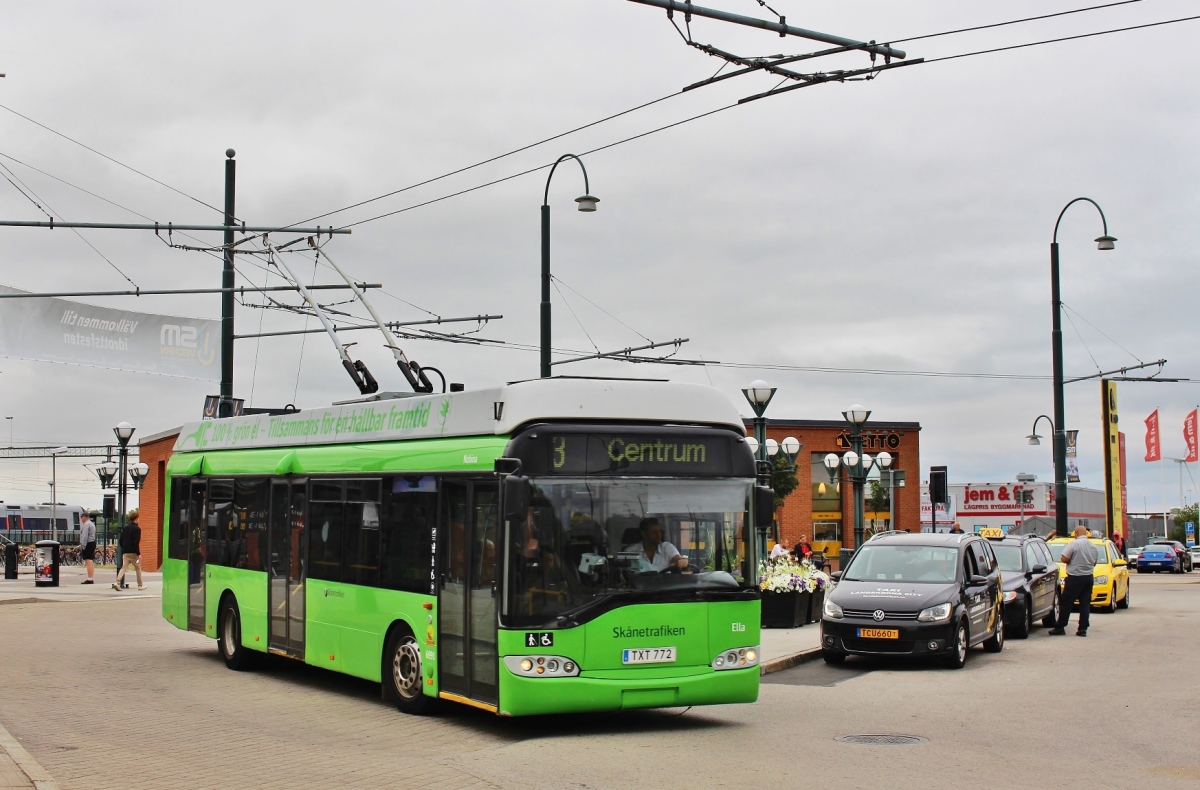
1171,503,1197,543
770,455,799,508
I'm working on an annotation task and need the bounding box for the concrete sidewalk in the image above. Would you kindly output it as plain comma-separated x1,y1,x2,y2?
0,721,56,790
0,564,162,604
759,623,822,674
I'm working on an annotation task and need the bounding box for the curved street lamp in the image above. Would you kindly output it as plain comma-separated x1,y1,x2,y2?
540,154,598,378
1050,198,1115,537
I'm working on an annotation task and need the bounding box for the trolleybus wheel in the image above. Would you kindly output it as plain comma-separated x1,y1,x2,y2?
384,628,433,715
218,597,257,671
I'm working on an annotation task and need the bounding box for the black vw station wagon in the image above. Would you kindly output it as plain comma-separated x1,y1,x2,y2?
820,531,1004,669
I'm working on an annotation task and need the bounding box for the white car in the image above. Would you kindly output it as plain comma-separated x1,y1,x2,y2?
1125,546,1141,564
1189,545,1200,567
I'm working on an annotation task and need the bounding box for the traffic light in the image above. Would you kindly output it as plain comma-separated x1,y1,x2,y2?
929,466,948,504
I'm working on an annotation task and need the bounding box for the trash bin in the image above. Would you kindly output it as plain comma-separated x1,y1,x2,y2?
34,540,60,588
3,542,17,580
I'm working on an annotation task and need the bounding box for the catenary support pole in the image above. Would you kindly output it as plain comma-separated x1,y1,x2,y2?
220,150,236,418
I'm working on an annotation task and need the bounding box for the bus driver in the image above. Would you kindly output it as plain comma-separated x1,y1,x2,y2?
625,517,688,572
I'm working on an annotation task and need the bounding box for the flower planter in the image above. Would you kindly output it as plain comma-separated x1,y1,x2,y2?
807,588,826,624
761,589,811,628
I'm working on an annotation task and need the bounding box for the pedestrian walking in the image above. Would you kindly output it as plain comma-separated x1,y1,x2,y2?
79,512,97,584
112,512,144,591
1049,526,1098,637
1112,531,1126,556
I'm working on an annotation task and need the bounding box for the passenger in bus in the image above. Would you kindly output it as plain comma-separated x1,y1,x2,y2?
624,517,687,572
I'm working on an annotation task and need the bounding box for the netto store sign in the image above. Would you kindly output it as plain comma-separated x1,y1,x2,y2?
835,431,902,450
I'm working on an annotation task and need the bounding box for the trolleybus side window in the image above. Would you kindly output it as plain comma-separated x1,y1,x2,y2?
343,479,382,587
234,478,269,573
309,480,346,583
207,480,236,567
380,476,437,593
168,477,189,561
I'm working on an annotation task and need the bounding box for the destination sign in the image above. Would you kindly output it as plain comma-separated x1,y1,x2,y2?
511,430,744,476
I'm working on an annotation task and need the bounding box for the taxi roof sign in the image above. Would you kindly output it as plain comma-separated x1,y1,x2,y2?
979,527,1006,539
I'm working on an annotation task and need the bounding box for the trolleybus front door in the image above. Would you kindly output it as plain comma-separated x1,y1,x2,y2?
439,480,499,707
186,482,207,634
268,480,307,658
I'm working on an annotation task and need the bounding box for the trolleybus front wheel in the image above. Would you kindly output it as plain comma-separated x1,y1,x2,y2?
384,627,433,715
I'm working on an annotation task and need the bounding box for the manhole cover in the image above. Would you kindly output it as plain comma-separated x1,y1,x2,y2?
835,734,927,745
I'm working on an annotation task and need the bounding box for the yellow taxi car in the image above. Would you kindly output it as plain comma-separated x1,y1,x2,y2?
1045,536,1130,613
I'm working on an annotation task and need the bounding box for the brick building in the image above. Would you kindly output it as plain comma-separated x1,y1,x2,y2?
747,418,922,559
135,427,180,572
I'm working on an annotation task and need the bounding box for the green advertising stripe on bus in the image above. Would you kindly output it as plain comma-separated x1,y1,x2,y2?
167,435,510,477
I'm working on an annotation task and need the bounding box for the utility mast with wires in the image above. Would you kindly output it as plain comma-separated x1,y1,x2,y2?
0,150,500,409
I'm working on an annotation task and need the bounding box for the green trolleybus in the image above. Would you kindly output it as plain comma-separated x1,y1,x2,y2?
161,377,769,716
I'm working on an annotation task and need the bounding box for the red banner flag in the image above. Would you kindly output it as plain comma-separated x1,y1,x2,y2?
1145,409,1161,462
1185,409,1198,463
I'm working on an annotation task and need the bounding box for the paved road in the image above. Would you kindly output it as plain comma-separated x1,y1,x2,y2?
1,571,1198,788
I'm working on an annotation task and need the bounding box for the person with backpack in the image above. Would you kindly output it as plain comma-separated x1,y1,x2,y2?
112,512,145,591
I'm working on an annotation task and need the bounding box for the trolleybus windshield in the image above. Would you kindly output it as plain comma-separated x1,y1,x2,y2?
507,476,752,628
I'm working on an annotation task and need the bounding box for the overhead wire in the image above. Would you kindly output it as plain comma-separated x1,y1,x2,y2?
0,159,138,287
0,102,226,216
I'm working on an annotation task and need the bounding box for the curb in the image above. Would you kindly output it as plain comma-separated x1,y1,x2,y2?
760,647,822,675
0,719,59,790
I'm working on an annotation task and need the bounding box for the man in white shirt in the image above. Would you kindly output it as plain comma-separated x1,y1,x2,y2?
625,517,686,571
769,539,790,560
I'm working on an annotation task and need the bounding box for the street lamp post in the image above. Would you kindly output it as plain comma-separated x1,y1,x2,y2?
740,381,802,554
49,446,68,542
540,154,598,378
112,422,135,583
1049,198,1116,537
822,405,890,566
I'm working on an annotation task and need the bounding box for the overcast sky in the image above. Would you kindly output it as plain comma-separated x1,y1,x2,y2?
2,1,1198,514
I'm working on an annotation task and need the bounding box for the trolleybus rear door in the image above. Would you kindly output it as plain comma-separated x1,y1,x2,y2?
187,482,207,634
268,480,307,657
439,480,499,707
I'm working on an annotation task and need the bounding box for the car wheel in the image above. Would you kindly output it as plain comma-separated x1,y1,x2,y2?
983,616,1004,653
1118,580,1130,609
218,597,258,671
943,620,969,669
383,628,433,715
1010,597,1031,639
822,649,846,665
1042,591,1061,628
1105,584,1118,614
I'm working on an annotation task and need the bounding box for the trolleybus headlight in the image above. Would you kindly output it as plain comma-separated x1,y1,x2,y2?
504,655,581,677
712,645,760,671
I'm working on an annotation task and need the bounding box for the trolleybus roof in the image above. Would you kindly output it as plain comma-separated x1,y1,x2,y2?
173,378,747,453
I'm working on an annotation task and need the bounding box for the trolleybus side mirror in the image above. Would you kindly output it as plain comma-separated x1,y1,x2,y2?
503,476,531,519
754,486,775,529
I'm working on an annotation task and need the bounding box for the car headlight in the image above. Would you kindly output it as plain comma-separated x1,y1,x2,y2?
823,600,844,619
1002,590,1019,602
918,602,952,622
1093,575,1108,585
